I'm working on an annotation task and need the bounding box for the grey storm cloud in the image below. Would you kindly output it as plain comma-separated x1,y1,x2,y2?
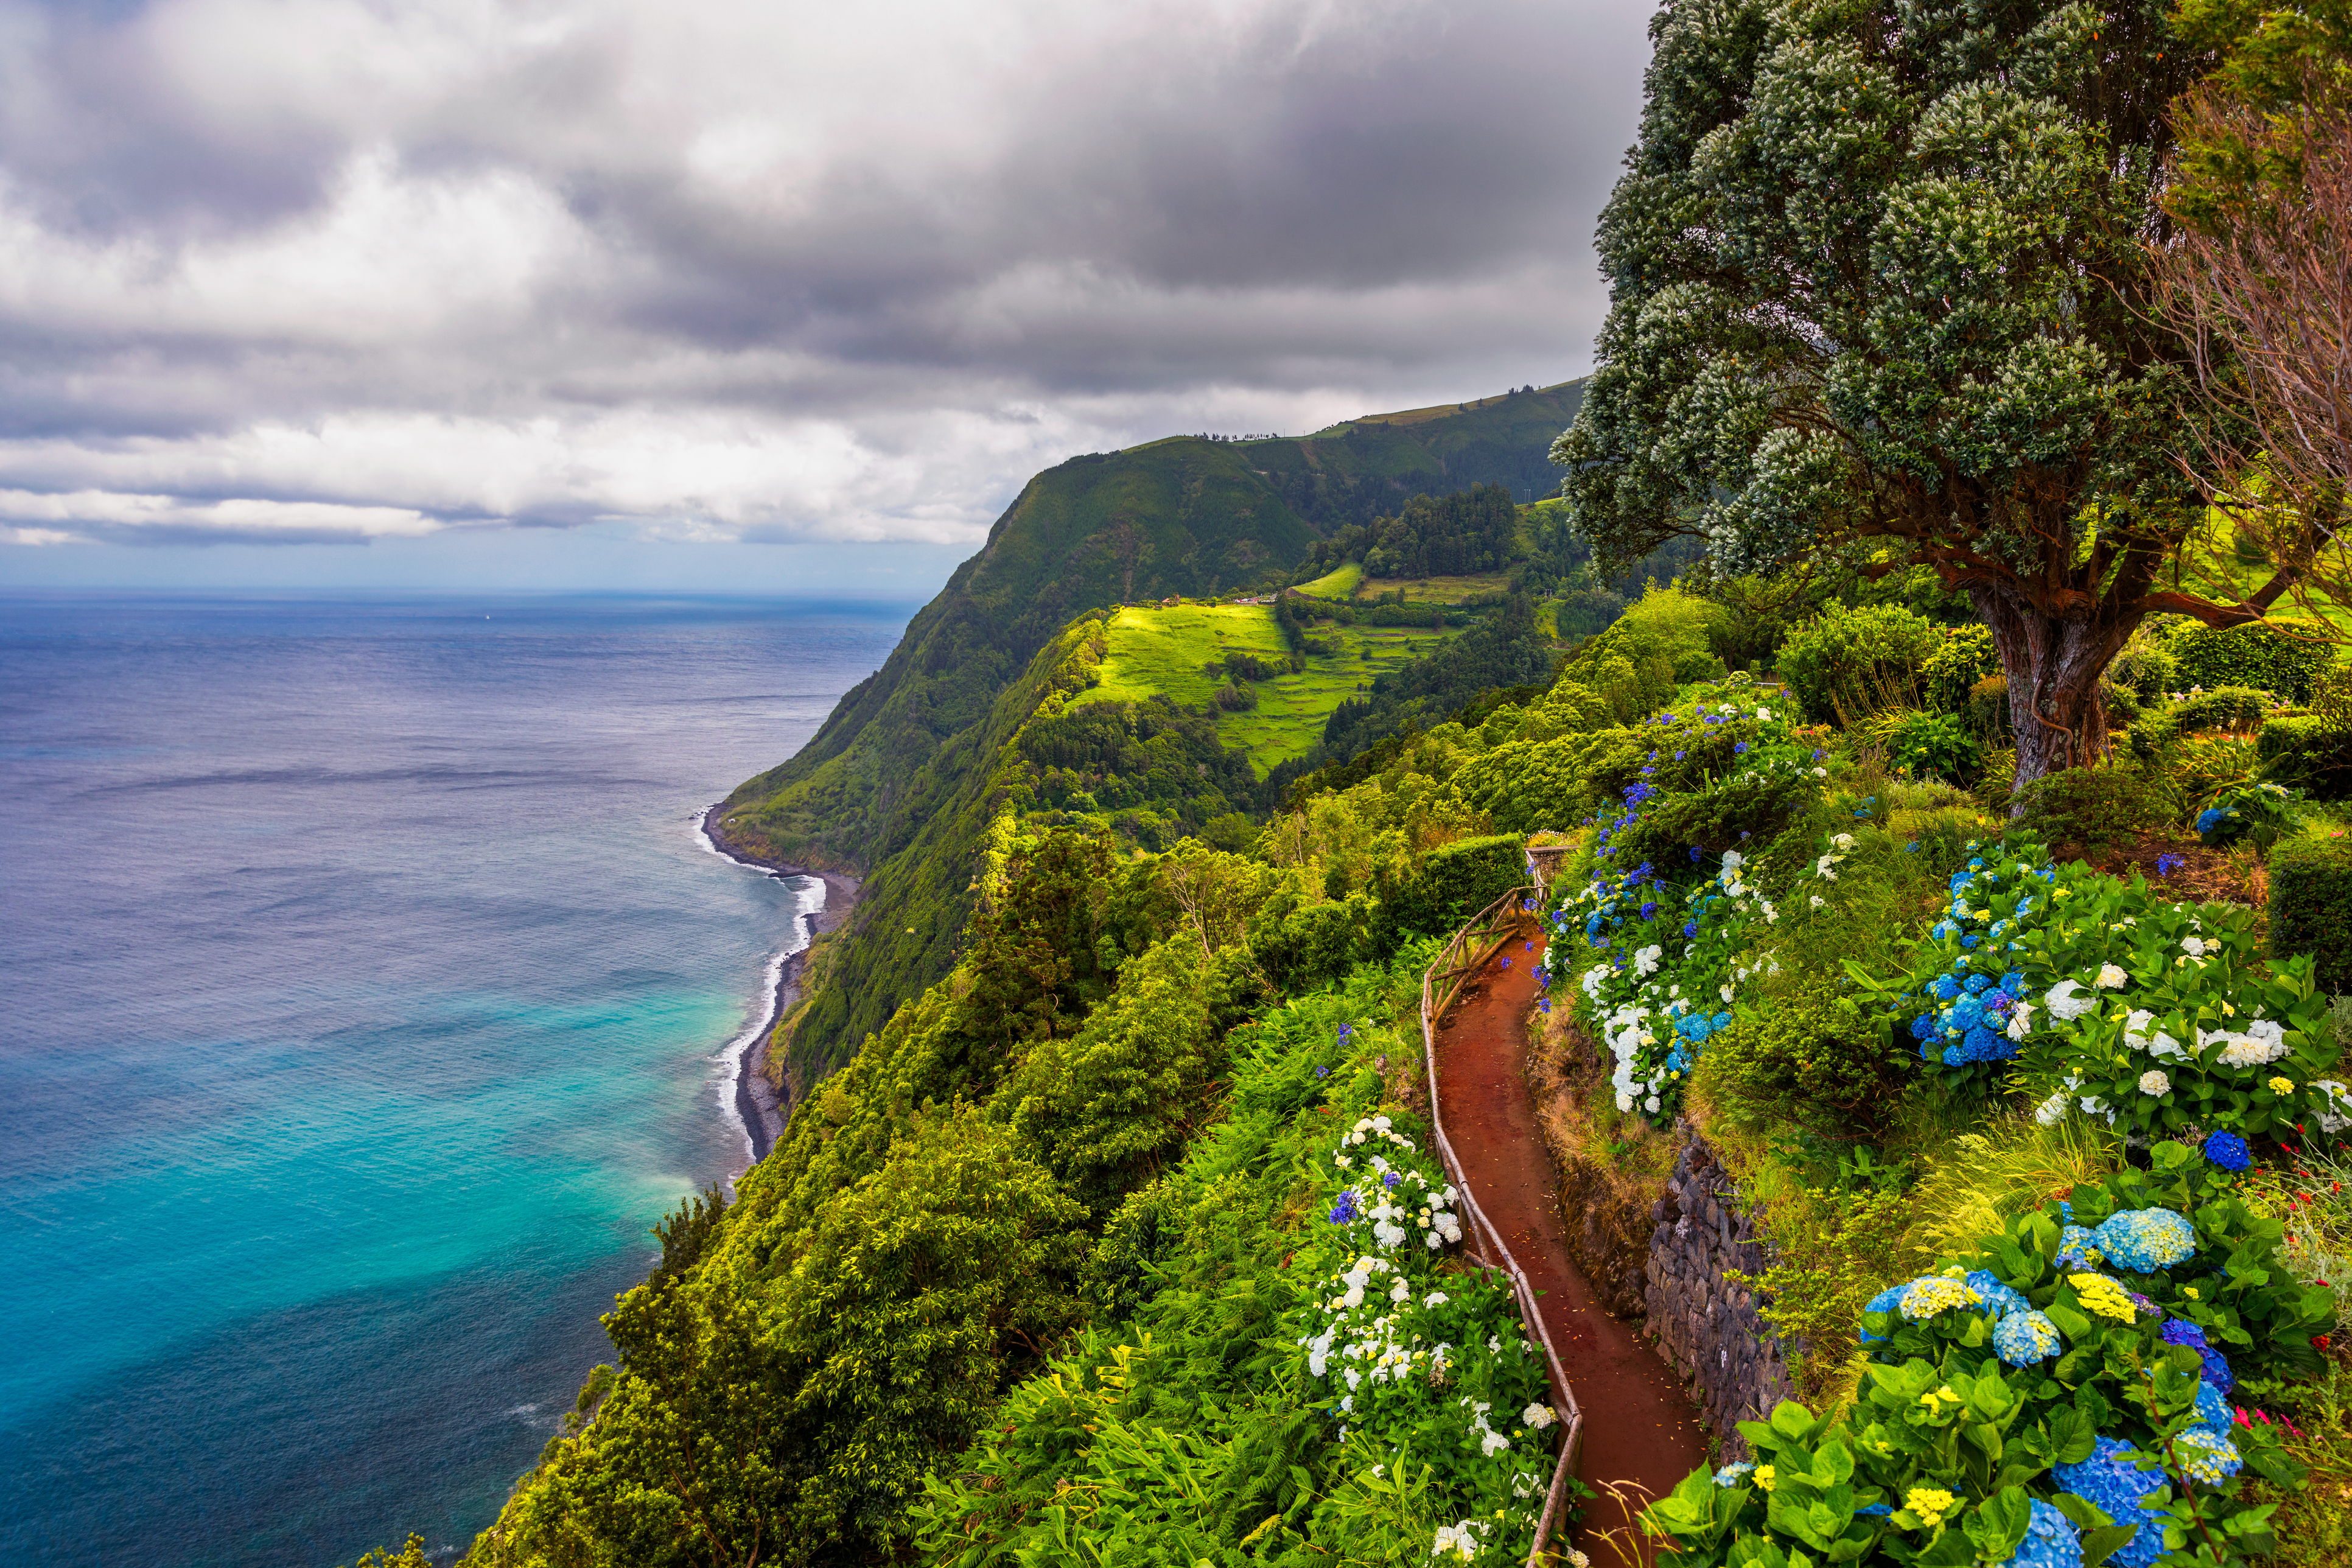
0,0,1653,550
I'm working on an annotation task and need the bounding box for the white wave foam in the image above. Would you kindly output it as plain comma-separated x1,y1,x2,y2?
694,819,829,1171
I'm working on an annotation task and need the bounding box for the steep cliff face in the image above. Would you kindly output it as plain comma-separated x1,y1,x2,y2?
713,383,1583,1083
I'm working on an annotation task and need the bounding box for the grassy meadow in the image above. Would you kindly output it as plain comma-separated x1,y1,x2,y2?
1085,602,1455,772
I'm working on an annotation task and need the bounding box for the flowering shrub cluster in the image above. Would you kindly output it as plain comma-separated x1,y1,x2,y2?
1642,1141,2334,1566
2197,780,2300,850
1877,839,2059,1093
1294,1110,1560,1561
2014,869,2344,1146
1865,846,2351,1143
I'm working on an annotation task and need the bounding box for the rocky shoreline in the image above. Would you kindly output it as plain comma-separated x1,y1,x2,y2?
700,803,861,1160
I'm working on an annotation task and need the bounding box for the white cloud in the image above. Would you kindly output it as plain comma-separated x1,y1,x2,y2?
0,0,1649,552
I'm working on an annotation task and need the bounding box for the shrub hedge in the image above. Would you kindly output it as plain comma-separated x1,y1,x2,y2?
1381,833,1525,940
2166,621,2332,703
2270,835,2352,995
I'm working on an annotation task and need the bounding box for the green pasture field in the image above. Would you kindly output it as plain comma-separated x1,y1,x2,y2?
1085,603,1456,773
1294,561,1362,600
1346,572,1514,606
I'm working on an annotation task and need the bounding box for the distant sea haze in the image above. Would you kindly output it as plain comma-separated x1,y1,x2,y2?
0,594,906,1567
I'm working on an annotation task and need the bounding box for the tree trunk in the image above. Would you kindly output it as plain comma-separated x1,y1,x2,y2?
1967,583,2138,798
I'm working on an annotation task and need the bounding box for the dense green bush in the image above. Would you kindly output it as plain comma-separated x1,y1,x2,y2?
2272,835,2352,995
2166,620,2332,703
1886,710,1983,785
1779,602,1945,724
1696,980,1912,1139
1922,623,2000,713
2171,685,2272,735
2110,638,2180,706
2007,765,2173,855
2258,715,2352,798
1612,765,1824,875
1379,833,1525,940
1966,674,2011,740
1245,891,1379,995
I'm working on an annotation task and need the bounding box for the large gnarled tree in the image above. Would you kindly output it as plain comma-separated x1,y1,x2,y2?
1556,0,2298,787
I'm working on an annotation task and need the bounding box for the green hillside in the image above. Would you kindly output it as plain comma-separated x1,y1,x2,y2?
713,383,1585,1082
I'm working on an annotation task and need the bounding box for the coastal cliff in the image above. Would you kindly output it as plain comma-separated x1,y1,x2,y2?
711,384,1584,1090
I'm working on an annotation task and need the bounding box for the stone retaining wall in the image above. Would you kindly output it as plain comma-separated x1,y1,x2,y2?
1643,1130,1797,1459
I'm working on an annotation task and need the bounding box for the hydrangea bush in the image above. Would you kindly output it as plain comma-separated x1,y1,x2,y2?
1869,839,2061,1094
1864,847,2349,1144
2010,869,2342,1145
1642,1142,2333,1566
1294,1111,1562,1561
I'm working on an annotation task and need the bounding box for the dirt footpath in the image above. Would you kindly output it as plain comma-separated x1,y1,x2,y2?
1433,927,1707,1558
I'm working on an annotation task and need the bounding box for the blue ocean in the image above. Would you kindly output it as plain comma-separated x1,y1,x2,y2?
0,593,909,1567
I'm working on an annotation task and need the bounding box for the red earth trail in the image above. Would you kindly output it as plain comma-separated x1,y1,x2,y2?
1433,920,1707,1561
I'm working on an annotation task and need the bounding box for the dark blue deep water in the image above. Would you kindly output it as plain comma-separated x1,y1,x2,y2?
0,593,909,1567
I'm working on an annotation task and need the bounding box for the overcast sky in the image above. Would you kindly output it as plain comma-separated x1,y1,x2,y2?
0,0,1653,593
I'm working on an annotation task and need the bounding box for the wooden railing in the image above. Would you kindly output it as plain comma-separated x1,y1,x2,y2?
1418,884,1584,1567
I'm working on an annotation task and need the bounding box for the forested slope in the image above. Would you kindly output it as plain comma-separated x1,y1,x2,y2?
713,385,1584,1082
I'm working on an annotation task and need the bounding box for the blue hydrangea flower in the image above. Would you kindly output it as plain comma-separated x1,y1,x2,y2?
2014,1498,2082,1568
1329,1191,1359,1224
2092,1208,2198,1272
1931,973,1961,1001
1683,920,1699,939
1967,1270,2030,1319
1858,1283,1905,1344
2175,1428,2244,1484
2192,1379,2234,1437
1993,1309,2063,1366
1712,1461,1753,1488
2162,1320,2236,1393
1964,972,1991,995
2202,1130,2251,1172
2059,1225,2104,1267
2053,1438,2167,1568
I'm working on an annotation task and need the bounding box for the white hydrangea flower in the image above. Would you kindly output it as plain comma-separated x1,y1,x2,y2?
1634,943,1662,975
1832,833,1855,850
2095,964,2127,990
2183,935,2208,957
1522,1402,1558,1430
2034,1090,2070,1125
1424,1290,1449,1307
2140,1069,2171,1097
2045,979,2097,1021
1722,850,1744,870
2007,1004,2034,1042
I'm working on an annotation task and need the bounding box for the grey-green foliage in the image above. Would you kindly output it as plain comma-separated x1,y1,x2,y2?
1553,0,2211,782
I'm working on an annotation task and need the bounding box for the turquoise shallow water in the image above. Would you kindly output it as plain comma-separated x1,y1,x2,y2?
0,593,907,1566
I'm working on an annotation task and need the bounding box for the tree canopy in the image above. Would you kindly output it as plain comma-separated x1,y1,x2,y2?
1554,0,2295,785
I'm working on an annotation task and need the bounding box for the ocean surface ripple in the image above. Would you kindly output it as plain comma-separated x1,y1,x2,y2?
0,593,904,1567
